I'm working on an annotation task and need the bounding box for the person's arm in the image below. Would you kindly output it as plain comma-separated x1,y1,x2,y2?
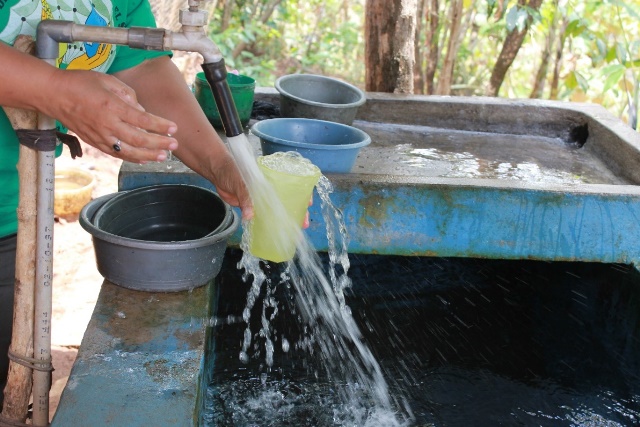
114,56,253,219
0,42,177,163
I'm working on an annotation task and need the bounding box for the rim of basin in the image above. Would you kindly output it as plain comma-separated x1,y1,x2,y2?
79,192,239,250
275,74,366,109
251,118,371,151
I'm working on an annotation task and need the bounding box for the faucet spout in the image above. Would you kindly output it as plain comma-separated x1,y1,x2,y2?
164,3,245,137
201,59,244,137
36,15,244,137
164,29,223,64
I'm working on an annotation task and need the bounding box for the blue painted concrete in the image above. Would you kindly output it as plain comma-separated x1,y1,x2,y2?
305,178,640,265
51,281,217,426
117,91,640,266
119,167,640,267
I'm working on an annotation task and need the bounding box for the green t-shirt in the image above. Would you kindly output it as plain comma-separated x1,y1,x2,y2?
0,0,169,238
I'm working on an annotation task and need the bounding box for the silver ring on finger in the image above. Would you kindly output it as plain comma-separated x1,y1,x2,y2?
113,138,122,152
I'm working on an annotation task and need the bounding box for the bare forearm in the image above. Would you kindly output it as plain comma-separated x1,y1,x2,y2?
115,56,252,216
115,57,227,179
0,42,177,163
0,42,58,112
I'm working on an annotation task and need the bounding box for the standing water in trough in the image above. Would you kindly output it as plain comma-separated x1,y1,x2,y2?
211,134,412,426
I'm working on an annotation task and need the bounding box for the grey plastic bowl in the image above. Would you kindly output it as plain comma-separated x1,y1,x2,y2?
275,74,366,125
93,184,231,241
251,117,371,173
79,185,239,292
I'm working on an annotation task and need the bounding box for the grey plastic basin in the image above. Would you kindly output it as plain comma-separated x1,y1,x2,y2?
80,185,239,292
275,74,366,125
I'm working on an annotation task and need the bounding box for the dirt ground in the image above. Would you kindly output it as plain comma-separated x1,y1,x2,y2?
49,143,122,420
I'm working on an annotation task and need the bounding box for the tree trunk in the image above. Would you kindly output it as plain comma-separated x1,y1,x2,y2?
435,0,473,95
413,0,426,94
365,0,418,94
1,134,37,426
495,0,507,20
220,0,234,32
550,19,568,100
486,0,544,96
530,0,559,98
0,35,37,427
424,0,440,94
436,0,462,95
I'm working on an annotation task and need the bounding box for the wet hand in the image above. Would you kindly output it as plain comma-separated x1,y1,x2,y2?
45,69,178,163
302,197,312,229
207,151,253,221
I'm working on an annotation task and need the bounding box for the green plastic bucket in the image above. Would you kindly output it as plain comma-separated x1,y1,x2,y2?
194,71,256,128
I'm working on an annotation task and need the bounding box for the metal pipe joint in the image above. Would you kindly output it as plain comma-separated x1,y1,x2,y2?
36,18,223,63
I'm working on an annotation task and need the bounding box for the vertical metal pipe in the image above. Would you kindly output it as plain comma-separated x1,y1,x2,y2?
32,108,56,426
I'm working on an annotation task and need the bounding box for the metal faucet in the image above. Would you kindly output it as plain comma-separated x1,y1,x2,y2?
36,0,243,137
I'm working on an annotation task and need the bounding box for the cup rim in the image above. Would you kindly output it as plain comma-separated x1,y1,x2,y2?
257,153,322,179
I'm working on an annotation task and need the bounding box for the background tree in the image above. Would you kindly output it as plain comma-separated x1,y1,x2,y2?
148,0,639,128
486,0,544,96
364,0,418,93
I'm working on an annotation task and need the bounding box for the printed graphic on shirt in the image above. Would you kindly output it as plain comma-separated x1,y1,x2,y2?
0,0,115,72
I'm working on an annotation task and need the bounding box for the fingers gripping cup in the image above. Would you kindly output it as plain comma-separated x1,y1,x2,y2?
249,152,321,263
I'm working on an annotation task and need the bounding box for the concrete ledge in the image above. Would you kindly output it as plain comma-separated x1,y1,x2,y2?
119,91,640,265
119,161,640,265
51,280,217,426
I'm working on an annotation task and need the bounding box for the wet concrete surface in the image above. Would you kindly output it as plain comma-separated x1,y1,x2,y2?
353,121,627,185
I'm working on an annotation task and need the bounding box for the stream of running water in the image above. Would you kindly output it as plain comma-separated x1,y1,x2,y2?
217,134,412,426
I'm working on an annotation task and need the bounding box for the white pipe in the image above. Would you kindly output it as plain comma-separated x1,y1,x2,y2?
32,62,57,425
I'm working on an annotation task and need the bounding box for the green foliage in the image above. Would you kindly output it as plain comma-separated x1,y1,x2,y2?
207,0,364,87
505,4,541,32
199,0,638,127
557,0,639,126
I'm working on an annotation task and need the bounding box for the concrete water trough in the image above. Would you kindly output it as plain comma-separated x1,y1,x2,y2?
52,89,640,425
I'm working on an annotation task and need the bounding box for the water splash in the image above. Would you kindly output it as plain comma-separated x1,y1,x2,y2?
223,134,412,425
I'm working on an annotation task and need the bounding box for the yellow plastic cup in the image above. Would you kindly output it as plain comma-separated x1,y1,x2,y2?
249,153,321,262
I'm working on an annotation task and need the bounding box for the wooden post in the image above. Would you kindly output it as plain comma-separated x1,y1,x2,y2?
0,35,39,425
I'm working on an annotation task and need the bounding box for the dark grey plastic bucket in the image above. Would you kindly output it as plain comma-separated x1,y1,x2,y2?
275,74,366,125
80,185,239,292
93,184,231,241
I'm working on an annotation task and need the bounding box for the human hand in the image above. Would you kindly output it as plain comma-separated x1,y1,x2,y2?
45,69,178,163
302,197,312,229
111,56,253,219
207,150,253,221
